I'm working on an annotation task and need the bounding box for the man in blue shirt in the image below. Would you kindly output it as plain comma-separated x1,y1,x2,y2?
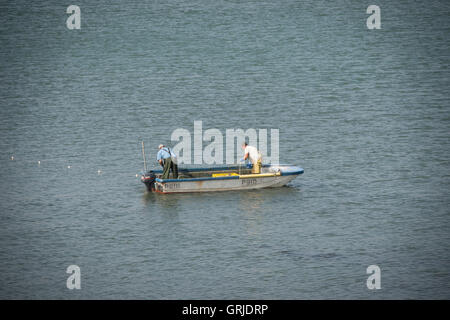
156,144,178,179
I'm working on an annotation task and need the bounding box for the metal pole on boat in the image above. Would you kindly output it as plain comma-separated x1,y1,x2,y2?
141,141,147,172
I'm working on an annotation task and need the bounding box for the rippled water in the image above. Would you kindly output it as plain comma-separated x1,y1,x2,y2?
0,0,449,299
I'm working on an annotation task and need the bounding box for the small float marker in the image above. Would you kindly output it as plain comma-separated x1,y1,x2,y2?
67,165,71,169
10,156,14,160
135,174,139,177
97,170,102,175
38,161,40,165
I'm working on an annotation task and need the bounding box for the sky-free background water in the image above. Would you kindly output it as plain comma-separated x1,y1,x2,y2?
0,0,449,299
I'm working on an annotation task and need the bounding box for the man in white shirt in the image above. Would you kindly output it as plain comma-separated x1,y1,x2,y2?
240,142,262,174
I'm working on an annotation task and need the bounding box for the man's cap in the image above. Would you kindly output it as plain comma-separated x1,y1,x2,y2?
158,144,164,149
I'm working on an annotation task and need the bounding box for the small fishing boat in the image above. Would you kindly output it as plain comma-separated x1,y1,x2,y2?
140,164,304,193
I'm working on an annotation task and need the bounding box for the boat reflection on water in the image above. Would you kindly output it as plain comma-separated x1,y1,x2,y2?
142,184,301,212
141,184,302,239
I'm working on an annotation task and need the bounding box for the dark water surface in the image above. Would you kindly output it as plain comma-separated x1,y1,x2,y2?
0,0,449,298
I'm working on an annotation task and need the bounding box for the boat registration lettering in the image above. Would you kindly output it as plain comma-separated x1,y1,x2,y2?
242,179,257,186
165,182,180,190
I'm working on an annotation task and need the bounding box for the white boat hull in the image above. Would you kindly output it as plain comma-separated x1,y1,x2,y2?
141,165,303,194
155,174,297,193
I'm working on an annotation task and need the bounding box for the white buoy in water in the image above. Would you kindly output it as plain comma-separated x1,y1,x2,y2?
135,174,139,177
98,170,102,175
10,156,14,160
38,161,40,165
67,165,71,169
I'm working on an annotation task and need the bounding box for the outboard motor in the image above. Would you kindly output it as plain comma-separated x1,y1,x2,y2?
141,170,156,192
